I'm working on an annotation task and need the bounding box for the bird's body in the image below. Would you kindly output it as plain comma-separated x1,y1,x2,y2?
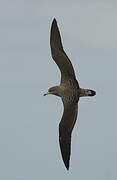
57,79,79,101
61,81,79,104
44,19,96,170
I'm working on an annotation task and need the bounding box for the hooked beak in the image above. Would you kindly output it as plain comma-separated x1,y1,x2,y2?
43,91,51,96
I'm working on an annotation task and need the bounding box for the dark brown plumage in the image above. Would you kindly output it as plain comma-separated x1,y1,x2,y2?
44,18,96,170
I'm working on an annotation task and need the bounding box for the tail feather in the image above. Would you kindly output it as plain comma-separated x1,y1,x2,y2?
79,88,96,97
87,89,96,96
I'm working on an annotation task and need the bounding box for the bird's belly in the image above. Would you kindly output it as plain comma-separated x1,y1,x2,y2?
61,85,79,104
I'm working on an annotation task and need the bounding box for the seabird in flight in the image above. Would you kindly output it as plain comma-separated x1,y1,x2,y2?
44,19,96,170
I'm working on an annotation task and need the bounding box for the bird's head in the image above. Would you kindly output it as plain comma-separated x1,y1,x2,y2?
44,86,60,97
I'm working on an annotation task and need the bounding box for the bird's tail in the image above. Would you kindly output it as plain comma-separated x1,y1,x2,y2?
79,88,96,97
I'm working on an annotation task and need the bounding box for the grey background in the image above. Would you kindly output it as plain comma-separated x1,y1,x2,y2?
0,0,117,179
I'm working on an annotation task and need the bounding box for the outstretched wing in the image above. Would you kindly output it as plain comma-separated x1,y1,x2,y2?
59,103,78,170
50,18,76,83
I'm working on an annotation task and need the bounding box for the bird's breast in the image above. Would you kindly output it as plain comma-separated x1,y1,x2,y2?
60,80,79,104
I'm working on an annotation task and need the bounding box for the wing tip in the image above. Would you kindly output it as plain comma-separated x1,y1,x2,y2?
63,156,70,170
59,136,71,171
59,143,70,171
52,18,57,25
65,162,70,170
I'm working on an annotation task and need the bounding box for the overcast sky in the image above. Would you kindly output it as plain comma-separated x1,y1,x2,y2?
0,0,117,179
